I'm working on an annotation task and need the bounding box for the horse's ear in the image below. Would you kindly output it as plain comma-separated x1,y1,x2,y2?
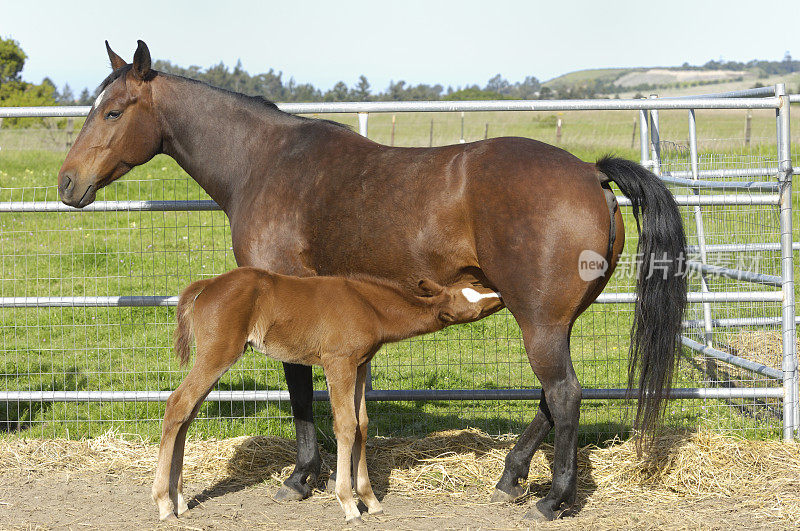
132,40,152,80
418,279,444,296
105,40,127,71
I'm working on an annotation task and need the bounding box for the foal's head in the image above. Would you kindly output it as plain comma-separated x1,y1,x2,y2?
58,40,161,207
418,279,503,324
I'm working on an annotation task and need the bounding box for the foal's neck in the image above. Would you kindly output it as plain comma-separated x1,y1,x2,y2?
151,74,297,211
350,278,444,342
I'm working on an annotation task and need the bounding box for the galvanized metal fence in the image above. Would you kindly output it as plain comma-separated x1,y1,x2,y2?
0,85,796,442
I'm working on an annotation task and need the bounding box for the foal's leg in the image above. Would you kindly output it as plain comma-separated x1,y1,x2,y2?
152,342,242,520
324,360,361,523
352,363,382,515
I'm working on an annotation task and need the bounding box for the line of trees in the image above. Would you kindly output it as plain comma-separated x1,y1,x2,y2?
149,59,543,103
1,36,799,115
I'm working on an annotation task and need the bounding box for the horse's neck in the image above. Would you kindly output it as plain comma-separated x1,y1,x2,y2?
151,75,293,211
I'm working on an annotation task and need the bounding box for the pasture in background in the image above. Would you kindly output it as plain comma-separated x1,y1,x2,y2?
1,104,798,445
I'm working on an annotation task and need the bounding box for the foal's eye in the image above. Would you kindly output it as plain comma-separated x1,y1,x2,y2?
105,110,122,120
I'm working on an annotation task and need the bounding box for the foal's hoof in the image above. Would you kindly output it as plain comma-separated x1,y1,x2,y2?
524,500,555,522
346,516,363,526
491,484,525,503
158,512,177,522
273,484,308,502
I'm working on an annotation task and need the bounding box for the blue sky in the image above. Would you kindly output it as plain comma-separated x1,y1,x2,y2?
3,0,798,95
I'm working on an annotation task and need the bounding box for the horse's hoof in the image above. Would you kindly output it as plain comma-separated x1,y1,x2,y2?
346,515,363,526
273,484,307,502
524,499,555,521
491,485,524,503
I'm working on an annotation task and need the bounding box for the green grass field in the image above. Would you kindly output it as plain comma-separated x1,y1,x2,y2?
0,107,793,446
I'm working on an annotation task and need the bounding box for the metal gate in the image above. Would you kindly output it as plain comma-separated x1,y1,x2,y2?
0,86,796,441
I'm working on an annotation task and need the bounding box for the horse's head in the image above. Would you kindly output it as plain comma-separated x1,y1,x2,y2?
58,40,161,207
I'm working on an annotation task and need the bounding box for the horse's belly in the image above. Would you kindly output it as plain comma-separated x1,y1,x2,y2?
247,337,320,366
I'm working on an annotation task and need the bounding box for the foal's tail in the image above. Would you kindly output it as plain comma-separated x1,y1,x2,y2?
174,278,213,366
596,156,687,445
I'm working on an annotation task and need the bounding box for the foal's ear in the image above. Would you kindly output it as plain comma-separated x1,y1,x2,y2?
439,311,456,323
132,40,152,80
418,279,444,296
105,40,127,71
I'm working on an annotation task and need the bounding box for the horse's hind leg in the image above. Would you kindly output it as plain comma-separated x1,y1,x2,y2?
152,340,243,520
516,324,581,521
352,363,382,515
492,394,554,502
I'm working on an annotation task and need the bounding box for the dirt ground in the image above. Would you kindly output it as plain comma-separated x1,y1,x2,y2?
1,429,798,530
0,467,788,530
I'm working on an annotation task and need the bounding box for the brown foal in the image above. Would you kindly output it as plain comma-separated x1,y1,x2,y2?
152,267,502,523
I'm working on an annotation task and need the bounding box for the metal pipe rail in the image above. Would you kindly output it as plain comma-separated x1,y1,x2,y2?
681,336,783,380
0,96,782,120
682,316,797,329
685,261,782,286
668,86,777,99
660,175,779,191
687,242,800,253
0,193,781,214
663,168,800,179
0,387,783,403
0,291,784,308
0,200,218,213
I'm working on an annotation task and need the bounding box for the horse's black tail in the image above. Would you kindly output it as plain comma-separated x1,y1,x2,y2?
596,155,687,448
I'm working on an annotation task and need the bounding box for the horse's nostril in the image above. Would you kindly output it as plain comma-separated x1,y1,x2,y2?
59,175,73,194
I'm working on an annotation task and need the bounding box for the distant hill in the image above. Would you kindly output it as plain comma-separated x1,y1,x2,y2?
542,60,800,98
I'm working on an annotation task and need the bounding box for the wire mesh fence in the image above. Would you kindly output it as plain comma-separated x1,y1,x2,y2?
0,95,795,444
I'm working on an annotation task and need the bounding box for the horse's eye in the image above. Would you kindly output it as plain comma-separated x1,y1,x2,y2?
105,110,122,120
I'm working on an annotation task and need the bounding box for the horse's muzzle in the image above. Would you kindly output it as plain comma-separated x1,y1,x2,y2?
58,172,96,208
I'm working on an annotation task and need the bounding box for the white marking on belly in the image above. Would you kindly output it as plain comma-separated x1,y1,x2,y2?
93,88,107,109
461,287,501,303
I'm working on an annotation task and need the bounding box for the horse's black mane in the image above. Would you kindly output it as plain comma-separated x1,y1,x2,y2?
98,65,351,132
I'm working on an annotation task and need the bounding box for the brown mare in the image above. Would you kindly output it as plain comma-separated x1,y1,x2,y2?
155,268,502,522
58,41,687,521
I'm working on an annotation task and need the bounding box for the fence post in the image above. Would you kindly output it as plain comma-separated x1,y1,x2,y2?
744,110,752,148
649,94,661,175
358,112,369,138
688,109,715,348
639,107,649,168
776,83,797,440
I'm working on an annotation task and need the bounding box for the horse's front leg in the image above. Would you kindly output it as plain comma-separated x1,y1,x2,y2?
274,362,322,501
